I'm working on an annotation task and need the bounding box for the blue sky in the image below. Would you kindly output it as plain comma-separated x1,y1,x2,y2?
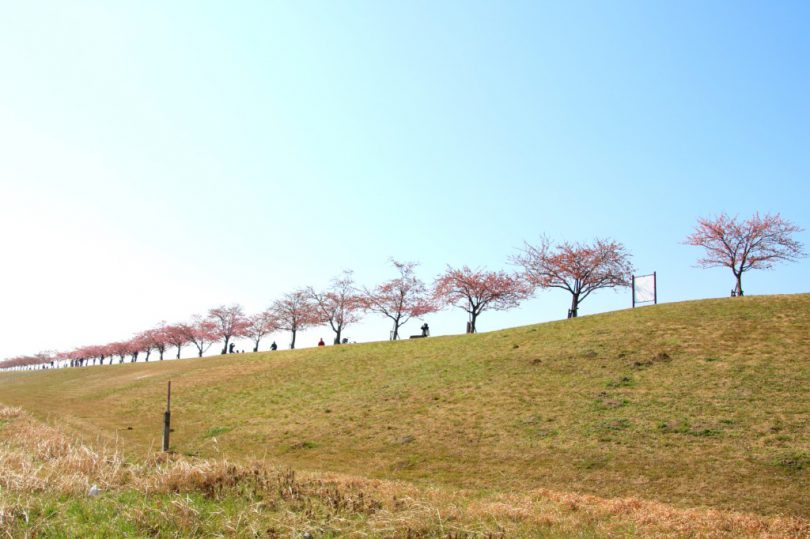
1,1,808,358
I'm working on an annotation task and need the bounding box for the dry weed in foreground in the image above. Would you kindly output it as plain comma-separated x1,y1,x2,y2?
1,404,808,537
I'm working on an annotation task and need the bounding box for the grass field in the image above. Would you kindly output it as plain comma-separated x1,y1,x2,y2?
2,294,810,536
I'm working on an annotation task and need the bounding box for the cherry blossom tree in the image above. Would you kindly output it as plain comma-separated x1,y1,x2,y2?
434,266,532,333
134,331,156,362
164,324,191,359
74,345,93,366
208,304,249,355
362,259,437,340
308,270,363,345
178,318,218,358
685,212,805,296
0,352,55,370
513,237,634,318
270,290,319,349
109,341,130,364
127,338,142,363
86,344,109,366
244,311,278,352
66,348,84,367
138,325,170,361
0,356,26,369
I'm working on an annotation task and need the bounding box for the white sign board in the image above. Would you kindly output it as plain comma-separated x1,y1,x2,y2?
633,273,656,305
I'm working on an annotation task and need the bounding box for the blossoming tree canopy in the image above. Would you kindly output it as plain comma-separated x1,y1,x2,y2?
207,304,250,355
270,290,320,350
434,266,532,333
362,260,437,340
309,270,364,345
513,237,634,318
685,212,805,296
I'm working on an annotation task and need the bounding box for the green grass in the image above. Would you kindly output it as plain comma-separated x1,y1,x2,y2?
2,294,810,523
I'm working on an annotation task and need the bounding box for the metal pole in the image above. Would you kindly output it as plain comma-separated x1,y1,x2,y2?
631,275,636,308
162,381,171,452
653,272,657,305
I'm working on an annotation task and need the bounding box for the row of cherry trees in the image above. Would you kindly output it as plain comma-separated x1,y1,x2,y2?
2,212,804,371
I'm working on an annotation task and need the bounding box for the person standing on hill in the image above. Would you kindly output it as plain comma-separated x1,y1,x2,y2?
318,338,325,347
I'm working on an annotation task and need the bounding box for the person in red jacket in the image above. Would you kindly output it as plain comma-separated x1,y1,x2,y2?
318,338,325,347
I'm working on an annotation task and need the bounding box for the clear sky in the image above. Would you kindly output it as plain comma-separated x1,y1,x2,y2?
1,1,808,359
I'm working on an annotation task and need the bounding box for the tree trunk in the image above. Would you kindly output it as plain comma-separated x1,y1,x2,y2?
159,350,164,360
176,346,181,359
735,273,743,296
223,336,230,355
392,317,400,340
470,311,478,333
570,293,580,318
290,329,297,349
197,347,203,358
253,340,259,352
336,327,342,345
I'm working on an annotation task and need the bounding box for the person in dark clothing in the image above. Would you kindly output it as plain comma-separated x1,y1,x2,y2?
421,323,430,337
270,341,277,351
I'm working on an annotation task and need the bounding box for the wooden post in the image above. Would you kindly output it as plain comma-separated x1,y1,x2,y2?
162,381,171,452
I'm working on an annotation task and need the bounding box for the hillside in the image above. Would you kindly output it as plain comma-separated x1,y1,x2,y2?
2,294,809,524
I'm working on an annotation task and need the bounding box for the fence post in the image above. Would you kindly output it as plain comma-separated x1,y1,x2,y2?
162,381,171,452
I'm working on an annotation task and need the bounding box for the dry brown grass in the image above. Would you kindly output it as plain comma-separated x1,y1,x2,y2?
2,404,808,537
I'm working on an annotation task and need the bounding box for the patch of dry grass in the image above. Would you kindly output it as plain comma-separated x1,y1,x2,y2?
2,405,809,537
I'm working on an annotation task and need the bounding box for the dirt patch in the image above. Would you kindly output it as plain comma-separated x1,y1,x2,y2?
632,351,672,369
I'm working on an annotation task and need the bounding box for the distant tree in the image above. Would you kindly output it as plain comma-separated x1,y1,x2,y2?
244,311,278,352
140,325,169,361
270,290,319,349
0,351,55,370
308,270,363,345
178,318,218,358
126,338,141,363
94,346,106,365
208,304,249,355
134,331,155,362
362,259,437,340
68,347,89,367
685,212,805,296
164,324,191,359
434,266,532,333
513,237,634,318
109,341,130,364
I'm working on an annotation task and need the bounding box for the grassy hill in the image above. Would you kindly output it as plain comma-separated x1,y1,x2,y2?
2,294,810,535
